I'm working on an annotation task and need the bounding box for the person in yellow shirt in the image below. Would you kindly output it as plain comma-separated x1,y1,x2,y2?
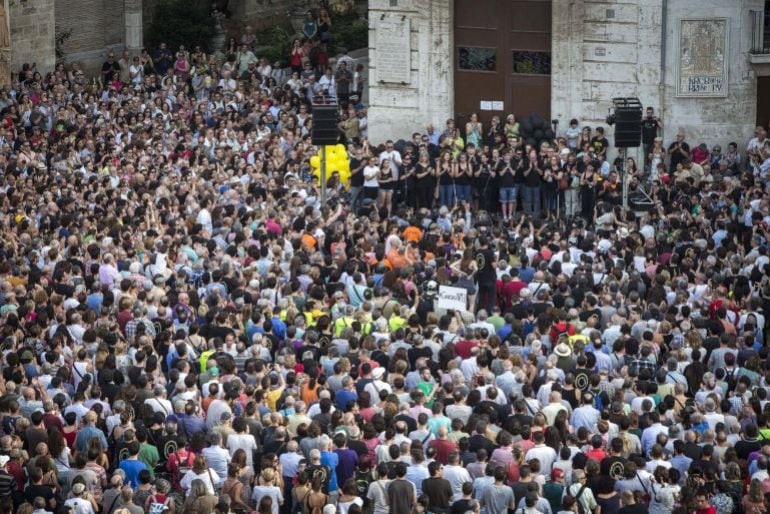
265,363,286,411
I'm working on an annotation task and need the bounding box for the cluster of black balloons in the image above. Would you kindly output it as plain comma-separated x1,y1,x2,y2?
518,113,556,149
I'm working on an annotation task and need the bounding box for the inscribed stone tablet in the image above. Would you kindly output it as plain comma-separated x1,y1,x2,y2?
375,16,411,84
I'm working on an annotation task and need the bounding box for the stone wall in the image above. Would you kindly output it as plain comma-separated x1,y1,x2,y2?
55,0,126,77
367,0,453,143
551,0,763,161
9,0,56,74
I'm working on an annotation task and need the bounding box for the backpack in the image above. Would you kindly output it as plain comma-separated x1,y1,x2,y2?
172,450,194,486
591,389,605,412
147,494,170,514
723,367,738,392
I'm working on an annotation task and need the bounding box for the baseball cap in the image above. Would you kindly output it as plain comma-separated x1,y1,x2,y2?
551,468,564,480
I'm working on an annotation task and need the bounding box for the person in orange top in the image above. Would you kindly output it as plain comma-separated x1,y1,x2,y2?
403,222,422,243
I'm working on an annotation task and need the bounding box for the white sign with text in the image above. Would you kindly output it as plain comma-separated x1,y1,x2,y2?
437,285,468,312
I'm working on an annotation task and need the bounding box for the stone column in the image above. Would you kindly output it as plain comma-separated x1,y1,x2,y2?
125,0,143,52
0,0,10,86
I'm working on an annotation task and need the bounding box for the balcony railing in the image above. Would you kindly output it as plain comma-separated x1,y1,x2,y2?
751,10,770,54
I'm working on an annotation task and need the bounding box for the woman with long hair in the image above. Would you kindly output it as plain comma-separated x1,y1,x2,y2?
453,151,473,210
649,466,680,514
222,462,250,514
376,158,395,218
436,150,455,208
304,475,328,514
251,467,283,514
465,113,483,148
181,478,218,514
415,151,435,210
179,456,220,495
743,478,765,514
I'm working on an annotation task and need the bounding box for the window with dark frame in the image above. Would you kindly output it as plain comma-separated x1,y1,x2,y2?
512,51,551,75
458,47,497,72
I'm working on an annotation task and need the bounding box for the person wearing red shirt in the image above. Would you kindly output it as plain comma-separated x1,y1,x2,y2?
427,426,457,465
693,491,717,514
584,435,607,462
549,311,576,343
454,338,478,360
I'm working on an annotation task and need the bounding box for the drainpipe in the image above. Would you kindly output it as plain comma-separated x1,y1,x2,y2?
658,0,668,142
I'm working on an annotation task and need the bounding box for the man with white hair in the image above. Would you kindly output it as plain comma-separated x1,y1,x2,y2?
542,391,568,425
98,252,120,289
249,332,273,362
144,386,173,417
536,370,560,407
287,401,312,436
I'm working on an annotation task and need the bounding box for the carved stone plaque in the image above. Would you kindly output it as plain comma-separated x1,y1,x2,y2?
677,18,728,97
375,16,410,84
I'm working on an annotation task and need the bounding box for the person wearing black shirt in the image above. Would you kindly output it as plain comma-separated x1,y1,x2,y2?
542,155,560,219
415,152,435,210
600,438,628,481
667,132,690,173
400,153,417,208
580,163,597,222
474,152,496,212
496,149,517,220
436,151,454,209
454,152,473,208
349,147,365,213
591,127,609,158
101,52,121,83
474,236,497,313
522,149,543,218
641,106,661,168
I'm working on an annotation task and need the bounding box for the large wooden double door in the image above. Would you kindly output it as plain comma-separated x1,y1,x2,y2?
454,0,552,128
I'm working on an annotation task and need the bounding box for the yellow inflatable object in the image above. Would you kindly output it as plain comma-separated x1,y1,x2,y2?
311,145,351,185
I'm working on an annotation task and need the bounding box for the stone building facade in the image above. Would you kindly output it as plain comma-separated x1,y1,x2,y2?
7,0,56,76
2,0,143,82
368,0,770,157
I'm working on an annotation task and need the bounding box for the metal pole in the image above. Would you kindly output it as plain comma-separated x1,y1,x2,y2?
621,147,629,210
321,145,327,204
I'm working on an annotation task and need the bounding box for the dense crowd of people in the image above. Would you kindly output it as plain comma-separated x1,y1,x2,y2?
0,13,770,514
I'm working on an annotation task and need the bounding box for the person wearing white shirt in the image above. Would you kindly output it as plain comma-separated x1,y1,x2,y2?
525,431,557,475
227,418,258,467
196,197,213,234
362,158,379,199
144,387,173,417
180,463,221,495
644,444,672,473
443,452,472,496
201,433,230,485
640,412,668,456
379,141,402,181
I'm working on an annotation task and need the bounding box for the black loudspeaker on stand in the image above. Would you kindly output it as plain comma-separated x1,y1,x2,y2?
605,97,643,148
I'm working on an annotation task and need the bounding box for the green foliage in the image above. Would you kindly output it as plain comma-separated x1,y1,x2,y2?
254,25,294,66
55,29,72,61
329,12,368,53
146,0,216,53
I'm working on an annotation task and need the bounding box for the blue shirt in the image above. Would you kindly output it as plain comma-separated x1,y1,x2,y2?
320,450,339,492
75,424,108,454
119,458,148,489
335,389,357,411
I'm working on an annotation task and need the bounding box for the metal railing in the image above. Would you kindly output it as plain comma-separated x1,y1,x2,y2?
750,10,770,54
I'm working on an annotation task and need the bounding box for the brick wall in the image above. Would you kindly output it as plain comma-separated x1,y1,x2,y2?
9,0,56,74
